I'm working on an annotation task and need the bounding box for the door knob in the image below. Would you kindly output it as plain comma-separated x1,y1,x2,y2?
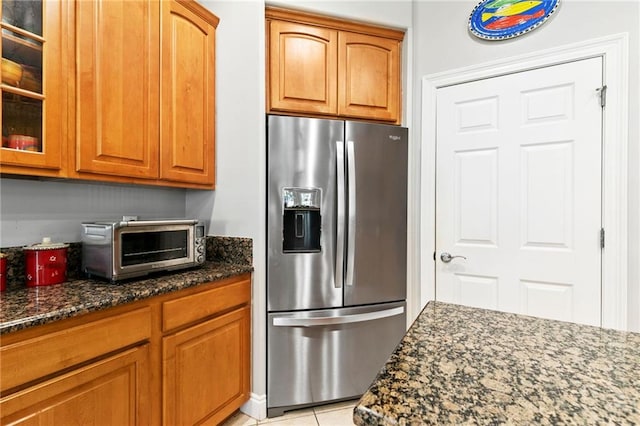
440,252,467,263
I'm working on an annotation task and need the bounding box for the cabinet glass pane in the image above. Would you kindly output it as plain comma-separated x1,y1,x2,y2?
2,92,42,152
2,0,43,93
2,0,42,36
2,0,43,152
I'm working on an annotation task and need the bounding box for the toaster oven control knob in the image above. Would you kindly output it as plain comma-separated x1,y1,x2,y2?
196,254,205,264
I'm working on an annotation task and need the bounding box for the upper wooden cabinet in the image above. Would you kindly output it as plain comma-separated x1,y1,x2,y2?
160,0,217,186
75,0,161,180
268,20,338,115
0,0,69,177
338,31,400,122
73,0,218,188
266,7,404,124
1,0,218,189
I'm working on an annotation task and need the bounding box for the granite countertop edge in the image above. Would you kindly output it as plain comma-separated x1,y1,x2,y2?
353,300,640,425
0,262,253,335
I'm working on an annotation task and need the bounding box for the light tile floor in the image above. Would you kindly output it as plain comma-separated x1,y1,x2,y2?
222,400,358,426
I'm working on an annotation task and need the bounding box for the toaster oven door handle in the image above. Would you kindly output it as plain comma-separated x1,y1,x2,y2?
117,219,199,227
123,248,185,257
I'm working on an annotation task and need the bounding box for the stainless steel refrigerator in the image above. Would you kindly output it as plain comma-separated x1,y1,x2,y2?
266,115,408,417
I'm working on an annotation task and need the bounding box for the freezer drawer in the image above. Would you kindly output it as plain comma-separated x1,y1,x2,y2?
267,302,406,417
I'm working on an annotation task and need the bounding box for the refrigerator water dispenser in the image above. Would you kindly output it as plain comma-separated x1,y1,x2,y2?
282,188,321,253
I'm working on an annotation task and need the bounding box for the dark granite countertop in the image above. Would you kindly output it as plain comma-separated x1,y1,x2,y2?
0,261,252,335
354,301,640,425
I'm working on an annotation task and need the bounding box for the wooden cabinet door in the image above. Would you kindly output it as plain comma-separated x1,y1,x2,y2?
338,32,400,123
0,307,151,394
160,0,217,186
0,345,150,426
163,306,250,426
0,0,68,177
268,20,338,115
75,0,160,179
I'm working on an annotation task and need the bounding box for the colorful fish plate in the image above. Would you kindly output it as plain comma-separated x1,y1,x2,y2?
469,0,560,40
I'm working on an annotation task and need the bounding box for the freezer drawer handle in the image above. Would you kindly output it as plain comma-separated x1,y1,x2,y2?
272,306,404,327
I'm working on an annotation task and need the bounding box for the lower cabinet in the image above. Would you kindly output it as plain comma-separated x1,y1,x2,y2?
0,345,150,426
163,306,251,425
0,273,252,426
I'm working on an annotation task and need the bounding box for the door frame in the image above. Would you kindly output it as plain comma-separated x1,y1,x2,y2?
419,33,629,330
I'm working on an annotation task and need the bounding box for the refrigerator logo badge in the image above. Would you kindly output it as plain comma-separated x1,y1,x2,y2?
389,135,401,141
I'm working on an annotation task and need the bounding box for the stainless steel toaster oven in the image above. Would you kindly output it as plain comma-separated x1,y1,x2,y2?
81,219,206,281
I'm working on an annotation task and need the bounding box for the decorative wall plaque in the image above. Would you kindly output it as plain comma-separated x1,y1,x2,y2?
469,0,560,40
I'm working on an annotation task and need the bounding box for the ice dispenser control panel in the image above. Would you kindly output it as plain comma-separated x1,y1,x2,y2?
282,188,321,253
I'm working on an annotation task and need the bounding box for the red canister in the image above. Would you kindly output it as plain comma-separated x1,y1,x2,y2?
0,253,6,291
8,135,39,151
23,238,69,287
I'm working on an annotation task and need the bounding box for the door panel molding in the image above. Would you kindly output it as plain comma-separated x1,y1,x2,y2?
420,33,629,330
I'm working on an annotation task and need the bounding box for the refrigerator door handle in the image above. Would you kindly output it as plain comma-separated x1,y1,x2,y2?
272,306,404,327
346,140,356,286
335,141,345,289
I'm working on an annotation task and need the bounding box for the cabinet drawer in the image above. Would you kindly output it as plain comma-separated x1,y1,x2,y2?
0,307,151,393
162,277,251,332
1,344,150,425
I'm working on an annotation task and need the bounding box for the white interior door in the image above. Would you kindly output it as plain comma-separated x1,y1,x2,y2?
435,57,603,326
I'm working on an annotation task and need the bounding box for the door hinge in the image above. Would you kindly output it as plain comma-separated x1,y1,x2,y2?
433,251,436,261
600,228,605,249
597,85,607,107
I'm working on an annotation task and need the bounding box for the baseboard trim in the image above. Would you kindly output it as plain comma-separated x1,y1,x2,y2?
241,393,267,420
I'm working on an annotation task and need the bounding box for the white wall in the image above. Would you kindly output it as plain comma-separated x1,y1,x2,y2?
412,0,640,331
269,0,412,28
186,0,268,416
0,178,185,246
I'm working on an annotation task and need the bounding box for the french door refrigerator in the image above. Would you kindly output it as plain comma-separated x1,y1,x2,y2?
266,115,408,417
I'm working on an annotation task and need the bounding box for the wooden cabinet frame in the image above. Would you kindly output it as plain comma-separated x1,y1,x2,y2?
0,273,252,425
163,306,250,425
1,345,151,425
69,0,219,189
266,6,404,124
160,0,217,186
268,20,338,115
0,0,71,177
1,0,219,189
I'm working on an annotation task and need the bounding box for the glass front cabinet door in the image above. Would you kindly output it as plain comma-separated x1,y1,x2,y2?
1,0,67,177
